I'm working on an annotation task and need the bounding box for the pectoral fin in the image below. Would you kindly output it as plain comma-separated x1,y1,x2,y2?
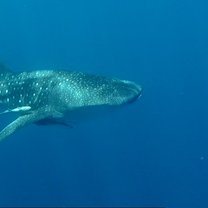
0,108,53,142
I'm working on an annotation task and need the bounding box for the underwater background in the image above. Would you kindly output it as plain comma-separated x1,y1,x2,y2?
0,0,207,207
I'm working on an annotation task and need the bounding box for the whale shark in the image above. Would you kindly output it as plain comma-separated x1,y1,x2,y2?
0,64,142,141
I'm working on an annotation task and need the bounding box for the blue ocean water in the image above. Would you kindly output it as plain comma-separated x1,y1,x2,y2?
0,0,207,207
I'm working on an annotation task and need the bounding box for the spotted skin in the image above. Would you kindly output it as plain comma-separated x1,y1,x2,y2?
0,68,142,141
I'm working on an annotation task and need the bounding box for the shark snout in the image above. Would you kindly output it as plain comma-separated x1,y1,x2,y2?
121,80,142,104
109,79,142,105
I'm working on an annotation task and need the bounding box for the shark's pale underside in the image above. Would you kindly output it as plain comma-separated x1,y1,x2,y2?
0,64,142,141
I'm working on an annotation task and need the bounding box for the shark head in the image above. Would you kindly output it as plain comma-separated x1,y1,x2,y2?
49,72,142,111
106,79,142,105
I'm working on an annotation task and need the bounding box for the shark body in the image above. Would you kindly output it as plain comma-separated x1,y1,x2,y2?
0,65,142,141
